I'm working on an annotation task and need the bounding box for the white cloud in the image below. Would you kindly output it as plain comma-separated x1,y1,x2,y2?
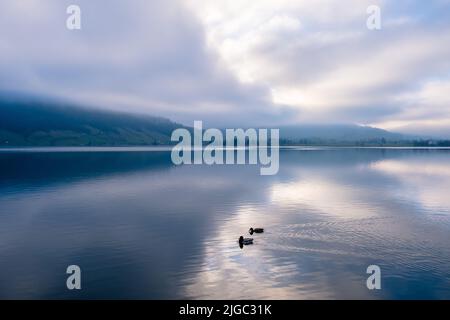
1,0,450,134
0,0,288,126
371,80,450,137
187,0,450,131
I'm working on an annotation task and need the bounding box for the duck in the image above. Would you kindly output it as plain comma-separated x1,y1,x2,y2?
238,236,254,245
249,227,264,235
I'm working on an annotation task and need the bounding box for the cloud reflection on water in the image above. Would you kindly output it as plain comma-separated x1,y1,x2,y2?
0,149,449,299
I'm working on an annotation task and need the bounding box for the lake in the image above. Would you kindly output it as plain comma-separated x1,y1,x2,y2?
0,147,449,299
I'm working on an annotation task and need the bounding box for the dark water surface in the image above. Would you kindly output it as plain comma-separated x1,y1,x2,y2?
0,147,449,299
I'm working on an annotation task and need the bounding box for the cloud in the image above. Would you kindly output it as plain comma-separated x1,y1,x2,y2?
0,0,450,134
0,0,289,126
187,0,450,132
371,79,450,137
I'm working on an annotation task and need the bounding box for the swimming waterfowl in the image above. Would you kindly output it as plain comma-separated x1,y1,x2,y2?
249,227,264,235
238,236,253,245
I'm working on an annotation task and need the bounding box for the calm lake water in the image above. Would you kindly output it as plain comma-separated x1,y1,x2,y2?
0,147,449,299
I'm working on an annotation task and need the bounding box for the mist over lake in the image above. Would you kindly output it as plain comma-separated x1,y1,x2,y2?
0,147,449,299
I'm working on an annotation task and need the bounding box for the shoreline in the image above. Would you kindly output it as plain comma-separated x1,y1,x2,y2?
1,145,450,152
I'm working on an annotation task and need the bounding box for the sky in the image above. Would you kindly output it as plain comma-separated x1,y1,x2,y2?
0,0,450,136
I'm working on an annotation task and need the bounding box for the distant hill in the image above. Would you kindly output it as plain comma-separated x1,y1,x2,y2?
0,96,185,146
1,95,445,147
278,124,409,146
